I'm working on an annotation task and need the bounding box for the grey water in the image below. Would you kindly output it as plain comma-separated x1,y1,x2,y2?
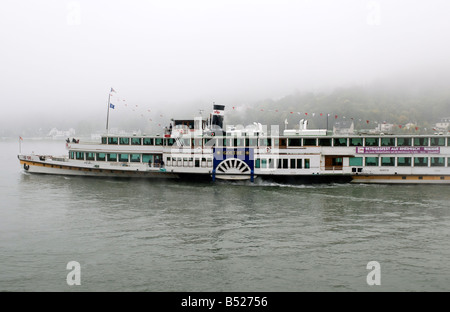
1,139,449,292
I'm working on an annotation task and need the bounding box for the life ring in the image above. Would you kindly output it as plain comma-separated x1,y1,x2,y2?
24,164,30,171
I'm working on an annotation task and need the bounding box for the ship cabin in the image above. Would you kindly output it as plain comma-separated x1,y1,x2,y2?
66,132,450,173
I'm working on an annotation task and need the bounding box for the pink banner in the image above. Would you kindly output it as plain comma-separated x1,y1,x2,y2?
356,147,440,154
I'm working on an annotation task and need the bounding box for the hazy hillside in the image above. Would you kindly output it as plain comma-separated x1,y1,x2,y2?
225,81,450,134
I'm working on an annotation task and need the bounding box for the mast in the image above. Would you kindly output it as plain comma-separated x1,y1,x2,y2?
106,92,111,134
106,88,115,134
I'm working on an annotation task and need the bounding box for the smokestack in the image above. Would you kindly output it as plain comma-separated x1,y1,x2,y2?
211,104,225,130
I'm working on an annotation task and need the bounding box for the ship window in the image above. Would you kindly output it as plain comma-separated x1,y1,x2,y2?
414,137,428,146
365,138,379,146
430,137,445,146
333,138,347,146
86,152,95,161
234,138,244,147
397,157,412,166
130,154,141,163
101,137,107,144
143,138,153,145
142,154,152,164
381,138,395,146
290,159,296,169
349,138,363,146
166,138,175,146
278,138,287,148
248,138,258,147
207,159,212,167
333,158,343,166
131,138,142,145
297,159,302,169
255,159,260,168
288,138,302,147
204,137,215,147
107,153,117,161
365,157,379,166
195,159,200,167
269,159,275,169
96,153,106,161
349,157,363,166
448,158,450,167
193,139,202,148
318,138,332,146
381,157,395,166
283,159,288,169
119,137,129,145
397,138,411,146
414,157,428,167
431,157,445,167
180,138,190,147
108,137,118,145
304,159,310,169
69,151,74,159
261,159,267,168
303,138,316,146
119,154,129,162
155,138,163,146
76,152,84,160
260,138,271,147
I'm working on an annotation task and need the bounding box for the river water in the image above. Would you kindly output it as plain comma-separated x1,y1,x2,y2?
0,139,449,292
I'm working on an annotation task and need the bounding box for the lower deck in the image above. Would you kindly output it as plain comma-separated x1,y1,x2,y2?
18,156,450,184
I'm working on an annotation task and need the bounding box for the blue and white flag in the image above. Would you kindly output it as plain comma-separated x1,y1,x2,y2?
110,103,115,109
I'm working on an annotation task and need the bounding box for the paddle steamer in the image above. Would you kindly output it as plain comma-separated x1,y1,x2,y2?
18,104,450,184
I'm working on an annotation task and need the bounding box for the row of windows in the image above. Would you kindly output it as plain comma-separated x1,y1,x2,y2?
255,158,311,169
69,151,313,170
304,137,448,147
350,157,450,167
167,157,213,168
101,136,449,148
70,151,162,164
103,137,165,146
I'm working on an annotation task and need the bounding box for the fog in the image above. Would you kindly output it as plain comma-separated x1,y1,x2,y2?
1,0,450,135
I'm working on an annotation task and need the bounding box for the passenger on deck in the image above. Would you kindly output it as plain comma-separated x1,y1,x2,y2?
66,138,70,143
72,138,77,143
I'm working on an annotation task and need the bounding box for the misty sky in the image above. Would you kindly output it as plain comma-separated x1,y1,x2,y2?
1,0,450,127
